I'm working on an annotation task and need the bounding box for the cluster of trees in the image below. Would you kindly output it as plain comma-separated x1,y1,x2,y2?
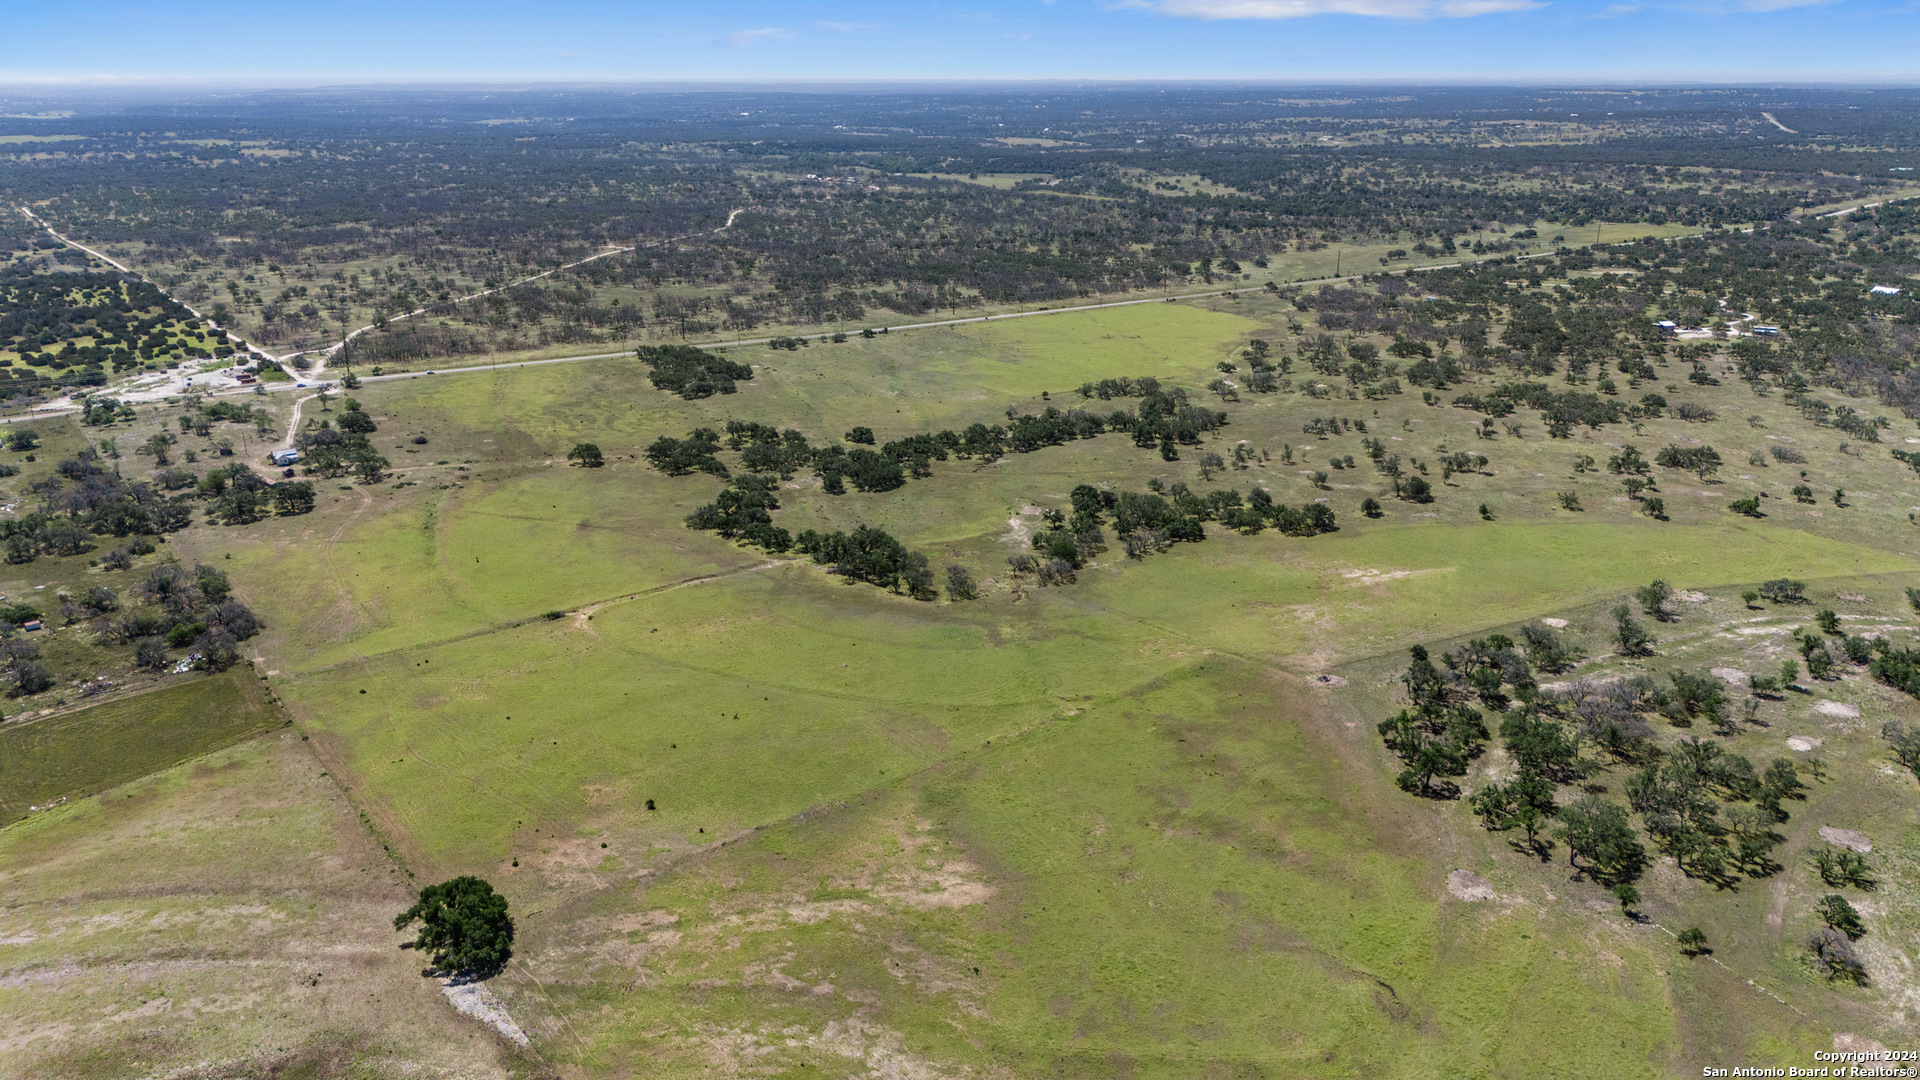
1075,376,1166,401
646,383,1231,499
794,525,936,599
685,474,789,553
647,360,1357,589
0,432,324,567
1870,644,1920,702
196,463,317,524
0,448,195,563
294,399,388,482
644,428,729,477
0,266,214,393
105,561,264,675
1368,571,1920,974
638,344,755,399
1623,737,1804,885
0,558,270,696
1377,620,1819,896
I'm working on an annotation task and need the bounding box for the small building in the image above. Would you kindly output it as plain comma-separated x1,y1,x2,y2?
1753,325,1781,336
269,449,300,467
1654,320,1678,333
1870,285,1903,296
22,620,42,632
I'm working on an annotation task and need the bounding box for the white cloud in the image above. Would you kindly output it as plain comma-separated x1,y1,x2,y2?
1122,0,1543,17
721,27,793,46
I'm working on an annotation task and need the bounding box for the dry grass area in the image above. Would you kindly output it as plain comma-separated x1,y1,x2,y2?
0,728,540,1080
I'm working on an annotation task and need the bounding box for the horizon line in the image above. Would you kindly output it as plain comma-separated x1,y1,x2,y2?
4,76,1920,93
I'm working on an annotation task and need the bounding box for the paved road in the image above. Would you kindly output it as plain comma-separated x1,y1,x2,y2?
271,206,758,444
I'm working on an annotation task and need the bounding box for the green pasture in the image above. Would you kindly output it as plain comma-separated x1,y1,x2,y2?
0,730,516,1080
0,670,281,825
927,172,1047,189
53,289,1920,1072
508,657,1695,1078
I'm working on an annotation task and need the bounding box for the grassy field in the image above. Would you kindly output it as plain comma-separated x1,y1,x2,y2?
0,729,532,1079
0,669,283,824
8,283,1920,1076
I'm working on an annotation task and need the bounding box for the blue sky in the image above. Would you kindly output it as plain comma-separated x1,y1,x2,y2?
3,0,1916,83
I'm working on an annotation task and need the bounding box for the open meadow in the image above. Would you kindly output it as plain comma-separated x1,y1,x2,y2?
4,92,1920,1070
38,285,1889,1076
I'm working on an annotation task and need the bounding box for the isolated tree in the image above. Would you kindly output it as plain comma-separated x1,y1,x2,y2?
1677,927,1709,957
1882,720,1920,780
394,876,515,978
1809,928,1868,983
1636,579,1674,621
1612,603,1655,657
903,552,938,601
945,565,978,601
1818,894,1867,940
567,442,605,468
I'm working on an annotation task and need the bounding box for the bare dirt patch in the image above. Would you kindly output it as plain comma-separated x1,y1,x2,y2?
444,977,530,1047
1819,827,1872,853
1447,870,1498,902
